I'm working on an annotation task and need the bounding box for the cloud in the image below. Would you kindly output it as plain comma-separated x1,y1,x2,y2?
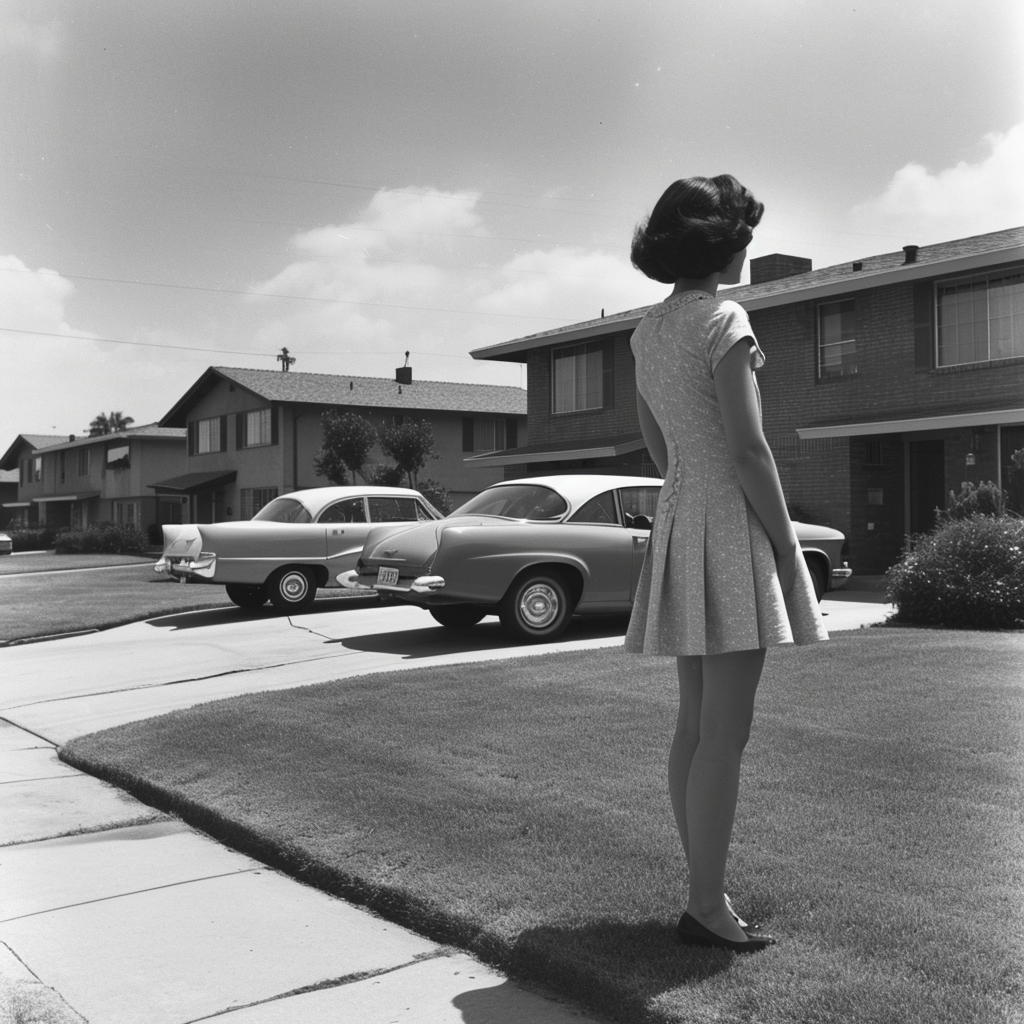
851,123,1024,243
0,12,62,58
246,188,661,374
0,256,77,332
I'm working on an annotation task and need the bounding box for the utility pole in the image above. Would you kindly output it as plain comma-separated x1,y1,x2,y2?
277,347,296,372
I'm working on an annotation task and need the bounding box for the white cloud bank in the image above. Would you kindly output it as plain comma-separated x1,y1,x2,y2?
852,122,1024,245
246,187,660,380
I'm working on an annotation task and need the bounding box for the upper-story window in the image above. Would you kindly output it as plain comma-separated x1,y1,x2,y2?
818,299,857,378
463,416,516,452
937,269,1024,367
243,408,272,447
34,456,42,482
552,340,611,413
77,448,90,476
189,416,226,455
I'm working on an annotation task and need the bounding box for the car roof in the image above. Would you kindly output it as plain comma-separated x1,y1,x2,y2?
279,486,427,517
484,474,664,512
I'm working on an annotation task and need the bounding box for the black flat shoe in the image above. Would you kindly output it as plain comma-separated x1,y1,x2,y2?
676,912,776,953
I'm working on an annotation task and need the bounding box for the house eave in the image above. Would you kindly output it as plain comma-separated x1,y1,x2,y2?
797,407,1024,439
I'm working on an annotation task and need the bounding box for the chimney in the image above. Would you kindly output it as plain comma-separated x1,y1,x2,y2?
749,254,812,285
395,349,412,385
902,245,919,264
69,434,76,441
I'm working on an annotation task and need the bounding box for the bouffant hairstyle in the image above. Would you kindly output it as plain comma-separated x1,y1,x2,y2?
630,175,764,284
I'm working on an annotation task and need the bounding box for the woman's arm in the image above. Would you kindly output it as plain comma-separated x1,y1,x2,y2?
636,390,668,477
713,340,801,591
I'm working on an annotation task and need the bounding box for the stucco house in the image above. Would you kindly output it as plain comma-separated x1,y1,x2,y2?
1,434,73,528
0,427,186,534
154,365,527,522
469,225,1024,574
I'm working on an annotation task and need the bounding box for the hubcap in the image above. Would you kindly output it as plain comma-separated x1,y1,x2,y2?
519,583,559,629
281,572,309,601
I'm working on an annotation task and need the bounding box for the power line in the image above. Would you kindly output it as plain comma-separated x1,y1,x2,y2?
0,325,516,362
0,268,576,320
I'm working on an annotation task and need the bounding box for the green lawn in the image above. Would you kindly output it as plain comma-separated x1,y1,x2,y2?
0,557,364,643
62,631,1024,1024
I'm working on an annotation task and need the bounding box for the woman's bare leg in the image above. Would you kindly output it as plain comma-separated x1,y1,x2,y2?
683,647,765,941
670,656,705,868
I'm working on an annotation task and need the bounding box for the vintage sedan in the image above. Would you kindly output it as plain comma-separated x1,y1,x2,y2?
339,475,851,642
154,486,441,613
0,531,12,555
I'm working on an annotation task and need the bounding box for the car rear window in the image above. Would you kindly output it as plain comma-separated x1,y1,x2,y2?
569,491,617,524
318,498,367,523
252,497,312,523
452,485,568,521
368,497,425,523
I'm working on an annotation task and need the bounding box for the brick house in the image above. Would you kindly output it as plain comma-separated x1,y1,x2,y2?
0,427,186,534
470,226,1024,574
155,365,527,522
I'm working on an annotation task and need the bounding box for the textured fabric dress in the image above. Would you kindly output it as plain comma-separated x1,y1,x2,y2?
624,291,828,656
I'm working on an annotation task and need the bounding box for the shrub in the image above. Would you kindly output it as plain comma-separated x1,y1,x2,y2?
417,478,454,515
364,463,405,487
885,513,1024,629
5,527,57,551
937,479,1006,523
54,522,148,555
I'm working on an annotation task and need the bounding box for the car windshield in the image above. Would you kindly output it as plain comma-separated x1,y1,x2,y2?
452,484,568,521
251,497,312,523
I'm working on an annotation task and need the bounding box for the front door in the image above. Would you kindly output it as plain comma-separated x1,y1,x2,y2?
908,439,945,534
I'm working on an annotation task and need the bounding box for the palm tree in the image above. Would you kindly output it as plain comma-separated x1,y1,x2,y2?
87,411,135,437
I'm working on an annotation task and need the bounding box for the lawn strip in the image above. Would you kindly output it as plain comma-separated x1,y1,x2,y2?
0,565,366,643
0,552,156,575
61,631,1024,1024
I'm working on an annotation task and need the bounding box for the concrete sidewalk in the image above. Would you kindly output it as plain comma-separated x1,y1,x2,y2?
0,594,892,1023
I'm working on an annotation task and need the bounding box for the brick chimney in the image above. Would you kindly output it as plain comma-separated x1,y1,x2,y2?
749,254,812,285
395,366,412,385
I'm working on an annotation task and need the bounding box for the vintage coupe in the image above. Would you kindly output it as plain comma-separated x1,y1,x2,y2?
339,475,851,642
154,486,441,613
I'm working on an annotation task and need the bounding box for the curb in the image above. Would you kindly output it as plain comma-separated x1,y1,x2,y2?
2,629,100,647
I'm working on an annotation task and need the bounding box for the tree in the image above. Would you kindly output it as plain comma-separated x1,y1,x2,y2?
87,411,134,437
378,419,438,487
313,410,377,485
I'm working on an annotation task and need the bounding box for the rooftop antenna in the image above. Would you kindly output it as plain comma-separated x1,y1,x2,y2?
276,346,296,372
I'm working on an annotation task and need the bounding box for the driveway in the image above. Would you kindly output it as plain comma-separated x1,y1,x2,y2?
0,592,891,746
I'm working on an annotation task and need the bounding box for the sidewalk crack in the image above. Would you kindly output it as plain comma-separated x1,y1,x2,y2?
181,949,454,1021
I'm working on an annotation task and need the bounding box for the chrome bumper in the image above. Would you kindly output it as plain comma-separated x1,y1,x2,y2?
337,569,445,594
830,564,852,590
154,553,217,580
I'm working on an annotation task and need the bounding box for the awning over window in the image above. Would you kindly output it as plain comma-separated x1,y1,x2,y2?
1,501,32,508
32,492,100,503
797,407,1024,440
148,470,237,494
465,433,645,467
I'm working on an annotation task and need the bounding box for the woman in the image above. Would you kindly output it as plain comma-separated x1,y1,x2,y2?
625,175,827,952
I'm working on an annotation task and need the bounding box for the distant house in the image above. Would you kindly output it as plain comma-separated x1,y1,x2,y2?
470,226,1024,574
0,469,20,528
0,427,186,534
1,434,73,528
155,364,527,522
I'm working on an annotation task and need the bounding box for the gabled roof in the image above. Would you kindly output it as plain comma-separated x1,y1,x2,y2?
37,424,186,454
0,434,72,470
473,224,1024,362
159,366,527,426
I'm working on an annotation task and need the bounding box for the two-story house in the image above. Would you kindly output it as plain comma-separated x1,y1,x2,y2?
1,434,73,528
154,364,527,522
470,226,1024,574
0,427,186,534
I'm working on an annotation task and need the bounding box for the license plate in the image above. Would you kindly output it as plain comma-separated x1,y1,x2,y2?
377,566,400,586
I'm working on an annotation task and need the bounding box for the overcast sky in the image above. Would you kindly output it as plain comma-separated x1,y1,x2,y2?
2,0,1022,442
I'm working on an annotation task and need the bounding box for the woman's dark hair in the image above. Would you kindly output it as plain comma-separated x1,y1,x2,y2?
631,175,764,283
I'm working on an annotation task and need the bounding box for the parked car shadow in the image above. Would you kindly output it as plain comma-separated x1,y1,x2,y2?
145,593,381,631
335,613,631,659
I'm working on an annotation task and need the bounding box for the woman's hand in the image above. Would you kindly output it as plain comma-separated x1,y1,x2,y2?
775,542,802,595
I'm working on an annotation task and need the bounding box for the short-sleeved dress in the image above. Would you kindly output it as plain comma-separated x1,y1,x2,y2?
624,291,828,656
